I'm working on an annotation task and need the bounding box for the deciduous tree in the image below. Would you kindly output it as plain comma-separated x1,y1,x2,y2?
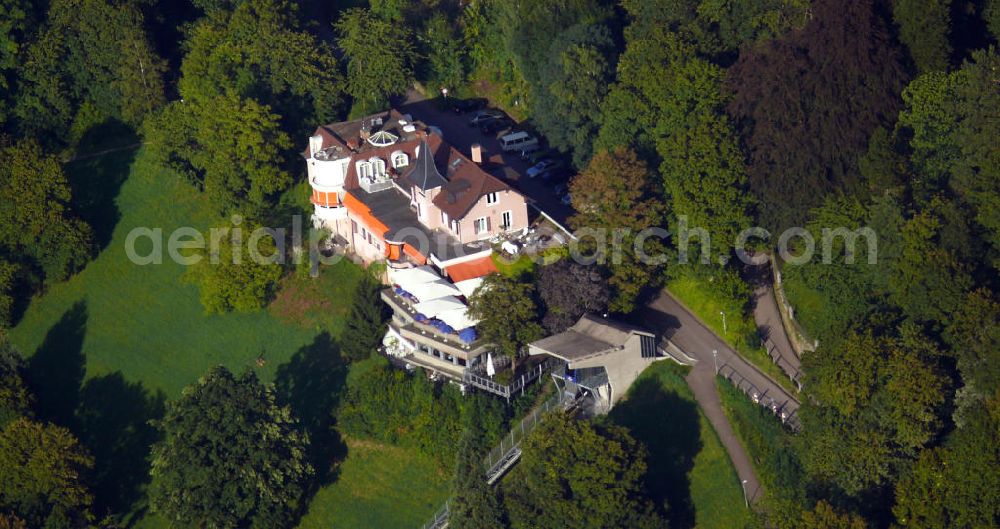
467,274,543,360
335,8,416,114
538,260,609,333
504,414,664,529
0,341,31,429
144,92,292,216
15,0,165,142
149,366,312,528
0,418,94,528
569,147,667,312
726,0,908,231
184,222,283,314
893,0,952,73
0,140,94,283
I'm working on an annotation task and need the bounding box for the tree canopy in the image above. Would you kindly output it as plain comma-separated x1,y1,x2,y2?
726,0,908,231
503,414,664,529
0,139,93,283
467,273,544,359
149,366,312,528
0,418,94,528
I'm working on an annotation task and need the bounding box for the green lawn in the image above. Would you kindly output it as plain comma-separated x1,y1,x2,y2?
296,438,452,529
9,148,332,397
666,275,798,395
9,147,446,528
610,362,754,529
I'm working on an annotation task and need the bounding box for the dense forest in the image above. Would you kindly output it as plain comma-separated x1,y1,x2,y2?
1,0,999,527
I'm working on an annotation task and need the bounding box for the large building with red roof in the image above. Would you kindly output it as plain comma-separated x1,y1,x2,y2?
304,110,541,390
304,109,529,271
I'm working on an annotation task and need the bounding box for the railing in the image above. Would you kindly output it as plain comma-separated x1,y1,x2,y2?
718,364,801,432
763,337,804,391
421,500,450,529
420,391,570,529
483,391,566,484
462,359,554,400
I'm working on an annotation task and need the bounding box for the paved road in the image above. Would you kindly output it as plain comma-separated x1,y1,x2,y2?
640,290,803,504
748,258,803,387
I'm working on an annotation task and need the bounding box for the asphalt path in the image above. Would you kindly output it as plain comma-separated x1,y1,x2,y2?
640,290,803,504
748,259,803,386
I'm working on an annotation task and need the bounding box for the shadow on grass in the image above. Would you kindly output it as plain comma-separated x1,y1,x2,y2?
67,119,138,250
26,301,88,428
610,377,702,529
275,332,349,489
76,372,166,522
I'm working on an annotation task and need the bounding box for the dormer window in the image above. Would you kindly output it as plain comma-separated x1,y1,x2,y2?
485,192,499,205
391,151,409,168
356,160,373,180
370,157,386,177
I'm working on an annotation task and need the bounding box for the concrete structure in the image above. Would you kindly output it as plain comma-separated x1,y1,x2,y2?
303,109,530,269
528,314,664,414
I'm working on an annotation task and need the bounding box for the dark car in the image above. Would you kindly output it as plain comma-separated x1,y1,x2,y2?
451,98,488,114
479,117,513,135
468,109,505,125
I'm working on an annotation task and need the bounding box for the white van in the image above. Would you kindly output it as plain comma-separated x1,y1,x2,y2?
500,131,539,152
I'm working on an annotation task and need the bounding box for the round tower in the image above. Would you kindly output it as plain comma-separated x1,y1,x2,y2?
306,134,349,226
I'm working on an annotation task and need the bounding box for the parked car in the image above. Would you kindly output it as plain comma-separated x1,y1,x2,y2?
540,167,570,181
553,183,568,196
500,131,539,152
526,159,564,178
479,117,513,135
469,109,505,126
451,98,488,114
560,192,572,206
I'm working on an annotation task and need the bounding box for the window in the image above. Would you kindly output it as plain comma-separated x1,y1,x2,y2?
356,161,372,180
416,202,422,219
371,157,386,176
501,210,513,230
351,220,358,233
451,220,460,235
485,192,498,205
361,227,368,240
474,217,489,234
391,151,409,168
441,211,449,225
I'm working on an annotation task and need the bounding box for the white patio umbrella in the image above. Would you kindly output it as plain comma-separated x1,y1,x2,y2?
486,352,496,377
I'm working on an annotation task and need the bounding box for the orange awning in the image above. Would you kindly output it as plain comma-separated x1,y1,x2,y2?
445,255,498,283
310,190,340,207
342,192,390,236
403,243,428,264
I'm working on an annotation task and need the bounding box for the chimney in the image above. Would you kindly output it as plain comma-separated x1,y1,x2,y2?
309,135,323,157
359,121,371,142
471,143,483,164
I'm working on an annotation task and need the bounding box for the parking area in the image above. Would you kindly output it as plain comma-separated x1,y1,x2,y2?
398,90,576,231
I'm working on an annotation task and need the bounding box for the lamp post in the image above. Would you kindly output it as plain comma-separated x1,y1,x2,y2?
713,349,718,374
741,479,749,508
720,311,727,335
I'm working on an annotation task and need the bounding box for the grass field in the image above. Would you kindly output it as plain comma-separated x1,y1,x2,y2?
8,147,446,529
296,438,451,529
667,275,798,395
610,362,754,529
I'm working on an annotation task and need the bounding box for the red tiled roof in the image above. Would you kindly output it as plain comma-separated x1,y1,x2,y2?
433,148,509,220
445,256,498,283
